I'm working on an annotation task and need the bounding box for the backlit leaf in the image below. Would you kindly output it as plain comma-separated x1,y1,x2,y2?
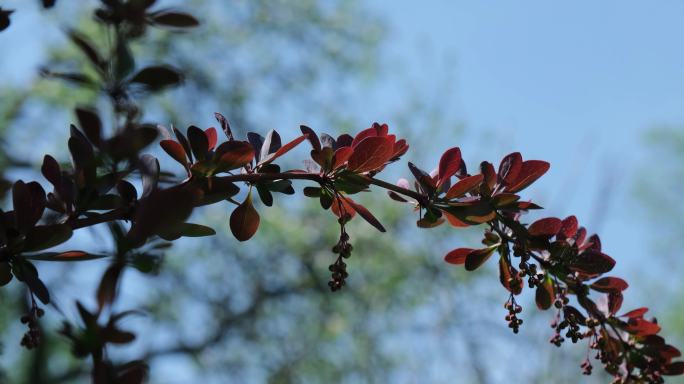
214,141,254,172
444,248,472,265
528,217,562,237
590,276,629,293
506,160,550,193
445,174,484,199
465,245,497,271
160,140,189,168
300,125,320,151
347,136,394,173
535,275,554,310
341,196,386,232
498,152,522,185
229,191,260,241
437,147,462,186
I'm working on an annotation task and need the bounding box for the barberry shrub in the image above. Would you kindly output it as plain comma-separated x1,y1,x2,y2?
1,1,682,383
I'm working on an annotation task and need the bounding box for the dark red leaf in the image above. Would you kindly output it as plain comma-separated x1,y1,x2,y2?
499,256,522,294
574,227,587,247
408,162,436,193
160,140,189,168
535,276,554,310
528,217,562,237
214,141,255,172
336,134,354,149
205,127,218,151
391,139,409,160
625,318,661,337
351,122,388,147
173,127,193,163
229,191,260,241
570,250,616,275
347,136,394,173
498,152,522,186
664,362,684,376
587,234,602,252
300,125,321,151
621,307,649,319
608,291,623,315
445,174,483,199
443,211,470,228
480,161,497,191
506,160,550,193
437,147,462,187
332,146,354,170
558,215,578,239
465,246,497,271
341,196,386,232
444,248,473,265
590,277,629,293
126,186,200,247
417,217,445,228
330,195,356,219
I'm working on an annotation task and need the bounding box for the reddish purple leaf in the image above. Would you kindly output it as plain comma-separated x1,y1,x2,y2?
214,141,255,172
160,140,189,168
558,215,578,239
229,191,260,241
590,276,629,293
347,136,394,173
498,152,522,186
571,250,616,275
205,127,218,151
445,248,473,265
341,196,386,232
437,147,462,187
625,318,661,337
351,122,388,147
465,246,497,271
608,291,624,315
506,160,550,193
528,217,562,237
499,256,522,295
480,161,497,191
621,307,649,319
535,276,554,310
332,146,354,170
